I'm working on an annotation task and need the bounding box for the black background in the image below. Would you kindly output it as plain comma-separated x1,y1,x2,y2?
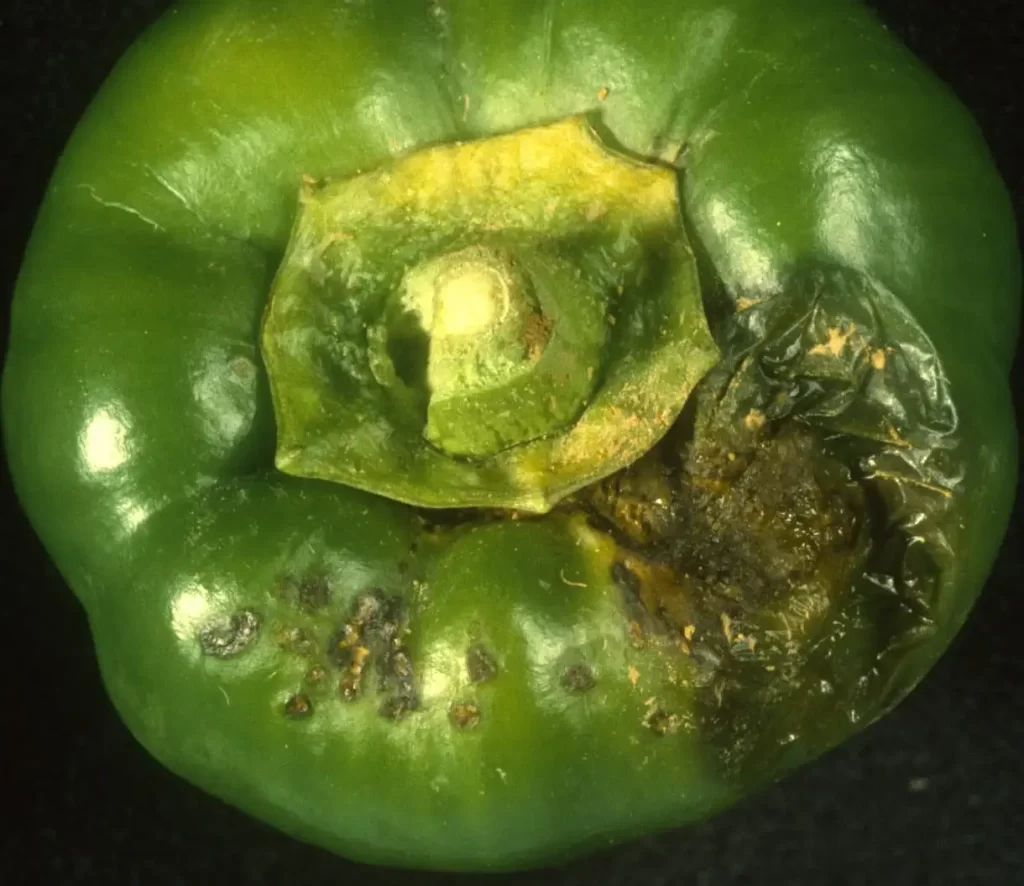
2,2,1022,884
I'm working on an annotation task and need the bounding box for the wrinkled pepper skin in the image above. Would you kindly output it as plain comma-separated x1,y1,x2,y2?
2,0,1019,872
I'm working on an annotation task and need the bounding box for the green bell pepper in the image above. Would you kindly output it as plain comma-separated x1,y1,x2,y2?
3,0,1018,872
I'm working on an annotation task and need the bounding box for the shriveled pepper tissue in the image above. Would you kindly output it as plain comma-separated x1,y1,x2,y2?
3,0,1019,872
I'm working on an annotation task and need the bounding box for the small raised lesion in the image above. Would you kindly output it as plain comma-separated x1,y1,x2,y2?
197,610,262,658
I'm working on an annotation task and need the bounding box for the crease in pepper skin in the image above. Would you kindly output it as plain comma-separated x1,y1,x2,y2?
2,0,1018,872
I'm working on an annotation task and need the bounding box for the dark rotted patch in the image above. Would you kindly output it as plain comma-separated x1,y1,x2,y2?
669,426,863,619
198,610,261,658
449,701,481,729
284,693,314,719
560,664,596,693
466,644,498,684
590,419,865,670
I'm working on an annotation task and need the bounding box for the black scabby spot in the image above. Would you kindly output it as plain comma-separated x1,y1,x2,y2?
560,664,596,693
325,589,421,719
198,610,261,658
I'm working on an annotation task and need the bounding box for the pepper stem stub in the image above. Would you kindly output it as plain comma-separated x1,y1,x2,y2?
393,245,600,458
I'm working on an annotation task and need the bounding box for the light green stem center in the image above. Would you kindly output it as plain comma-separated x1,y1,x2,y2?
400,245,594,458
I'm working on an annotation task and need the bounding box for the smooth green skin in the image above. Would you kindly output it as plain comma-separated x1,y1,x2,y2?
3,0,1019,871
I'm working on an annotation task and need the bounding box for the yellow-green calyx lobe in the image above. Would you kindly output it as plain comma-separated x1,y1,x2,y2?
261,116,718,512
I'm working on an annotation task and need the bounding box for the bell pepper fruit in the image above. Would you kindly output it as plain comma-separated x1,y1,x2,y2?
2,0,1018,872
